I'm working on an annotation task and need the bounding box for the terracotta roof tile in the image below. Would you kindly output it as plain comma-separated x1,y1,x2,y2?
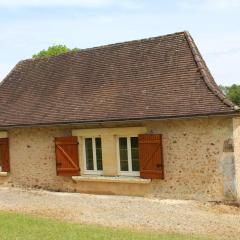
0,31,238,128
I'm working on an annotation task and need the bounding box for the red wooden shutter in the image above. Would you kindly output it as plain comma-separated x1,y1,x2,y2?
139,134,164,179
55,136,80,176
0,138,10,172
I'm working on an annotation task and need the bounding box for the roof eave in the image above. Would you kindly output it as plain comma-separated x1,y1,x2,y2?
0,111,239,130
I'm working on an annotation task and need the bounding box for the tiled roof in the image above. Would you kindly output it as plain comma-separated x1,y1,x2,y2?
0,31,238,128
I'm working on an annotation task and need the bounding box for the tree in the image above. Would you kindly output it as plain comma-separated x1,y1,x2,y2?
220,84,240,106
32,45,80,58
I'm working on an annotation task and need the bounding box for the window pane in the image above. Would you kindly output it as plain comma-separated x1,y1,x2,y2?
95,138,103,171
132,159,139,172
85,138,94,170
131,137,139,171
119,137,128,171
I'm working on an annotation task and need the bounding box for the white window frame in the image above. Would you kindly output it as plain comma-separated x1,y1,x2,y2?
116,136,140,177
83,137,103,175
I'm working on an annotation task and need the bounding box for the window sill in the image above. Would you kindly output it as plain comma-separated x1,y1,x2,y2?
72,175,151,184
0,172,8,177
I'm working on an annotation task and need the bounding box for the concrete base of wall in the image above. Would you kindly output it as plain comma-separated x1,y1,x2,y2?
72,181,151,196
0,175,10,185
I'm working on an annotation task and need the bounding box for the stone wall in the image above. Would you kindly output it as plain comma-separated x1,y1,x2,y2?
7,128,72,190
145,117,233,200
0,116,235,200
233,117,240,200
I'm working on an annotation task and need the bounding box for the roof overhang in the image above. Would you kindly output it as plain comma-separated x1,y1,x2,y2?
0,111,239,130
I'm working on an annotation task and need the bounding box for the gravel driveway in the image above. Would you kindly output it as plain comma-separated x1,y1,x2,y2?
0,187,240,239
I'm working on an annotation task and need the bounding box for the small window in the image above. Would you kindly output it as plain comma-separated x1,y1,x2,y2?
84,137,103,174
117,136,139,176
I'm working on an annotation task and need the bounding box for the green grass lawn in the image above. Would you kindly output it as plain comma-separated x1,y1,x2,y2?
0,211,210,240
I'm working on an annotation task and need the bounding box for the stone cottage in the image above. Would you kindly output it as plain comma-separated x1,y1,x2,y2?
0,31,239,201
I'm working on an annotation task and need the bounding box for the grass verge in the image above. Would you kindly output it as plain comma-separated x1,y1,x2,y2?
0,211,210,240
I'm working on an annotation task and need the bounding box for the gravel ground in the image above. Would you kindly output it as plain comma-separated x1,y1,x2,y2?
0,187,240,239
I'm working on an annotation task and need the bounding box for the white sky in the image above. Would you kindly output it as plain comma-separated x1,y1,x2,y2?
0,0,239,86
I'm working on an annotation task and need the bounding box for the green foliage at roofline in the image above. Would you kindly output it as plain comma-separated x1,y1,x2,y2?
32,45,80,58
220,84,240,106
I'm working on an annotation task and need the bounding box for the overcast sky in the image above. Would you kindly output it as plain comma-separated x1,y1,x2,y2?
0,0,239,85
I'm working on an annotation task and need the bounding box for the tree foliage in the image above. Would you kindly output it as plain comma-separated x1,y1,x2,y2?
220,84,240,106
32,45,80,58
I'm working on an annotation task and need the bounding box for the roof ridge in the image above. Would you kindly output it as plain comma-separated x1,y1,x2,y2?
20,31,186,63
184,31,239,111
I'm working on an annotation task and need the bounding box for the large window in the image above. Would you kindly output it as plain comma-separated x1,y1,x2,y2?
84,137,103,174
117,136,139,176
